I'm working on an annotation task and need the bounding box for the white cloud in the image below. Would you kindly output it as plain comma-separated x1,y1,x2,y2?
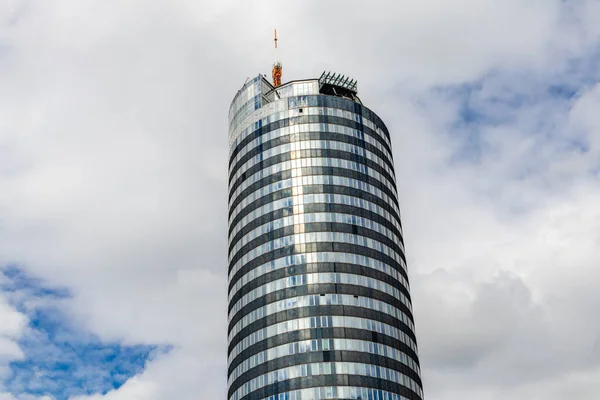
70,376,157,400
0,298,27,339
393,76,600,399
1,0,600,399
0,296,27,390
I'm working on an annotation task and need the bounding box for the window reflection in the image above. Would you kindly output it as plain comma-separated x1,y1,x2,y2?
229,211,404,259
230,361,423,400
229,231,406,279
229,193,403,242
228,251,409,305
229,273,412,324
228,315,419,366
229,176,401,233
229,139,394,190
228,293,413,343
230,105,393,160
230,162,400,219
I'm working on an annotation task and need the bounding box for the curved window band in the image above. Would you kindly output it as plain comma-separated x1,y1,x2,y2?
229,111,393,166
229,212,404,260
229,139,396,192
229,192,403,243
229,202,404,252
229,172,401,226
229,136,396,186
229,104,393,158
229,219,406,271
229,199,404,247
230,172,399,229
228,315,419,368
229,226,407,293
229,216,405,264
228,278,414,333
229,351,422,396
228,112,395,164
228,256,412,310
229,106,392,156
228,146,399,203
229,154,398,209
228,327,421,379
228,337,421,387
229,231,406,280
228,241,409,300
244,376,422,400
229,362,422,400
229,115,393,167
229,182,402,238
229,119,393,172
228,253,410,305
229,306,416,371
229,128,395,182
228,293,413,342
259,385,415,400
228,273,411,326
230,175,400,229
228,157,400,216
229,100,393,153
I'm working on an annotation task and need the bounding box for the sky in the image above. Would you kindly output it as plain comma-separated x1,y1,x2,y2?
1,0,600,399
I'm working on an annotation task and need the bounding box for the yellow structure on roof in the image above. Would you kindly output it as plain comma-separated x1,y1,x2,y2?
272,29,282,87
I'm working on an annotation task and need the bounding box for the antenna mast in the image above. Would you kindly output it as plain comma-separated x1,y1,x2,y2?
272,29,282,87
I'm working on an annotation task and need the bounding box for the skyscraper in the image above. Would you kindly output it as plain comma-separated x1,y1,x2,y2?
228,72,424,400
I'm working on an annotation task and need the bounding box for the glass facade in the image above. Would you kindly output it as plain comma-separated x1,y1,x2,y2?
228,75,424,400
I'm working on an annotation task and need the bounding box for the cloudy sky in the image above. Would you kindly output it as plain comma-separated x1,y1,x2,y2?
1,0,600,399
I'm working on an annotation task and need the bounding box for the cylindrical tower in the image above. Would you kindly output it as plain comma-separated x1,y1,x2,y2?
227,73,424,400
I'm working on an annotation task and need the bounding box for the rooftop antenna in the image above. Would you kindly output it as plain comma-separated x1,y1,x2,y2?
272,29,282,87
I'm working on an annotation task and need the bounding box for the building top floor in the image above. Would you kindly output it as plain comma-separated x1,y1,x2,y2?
229,72,360,129
227,72,393,153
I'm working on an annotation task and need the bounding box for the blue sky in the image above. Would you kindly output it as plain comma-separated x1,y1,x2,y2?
1,267,159,400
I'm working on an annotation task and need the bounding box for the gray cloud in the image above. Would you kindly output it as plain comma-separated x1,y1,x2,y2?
1,0,600,399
